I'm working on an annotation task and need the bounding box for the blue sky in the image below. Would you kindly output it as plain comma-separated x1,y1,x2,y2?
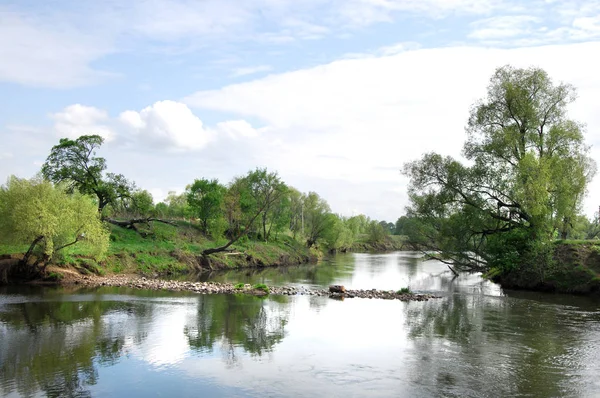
1,0,600,220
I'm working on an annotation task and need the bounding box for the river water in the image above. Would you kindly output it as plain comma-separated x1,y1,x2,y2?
1,252,600,397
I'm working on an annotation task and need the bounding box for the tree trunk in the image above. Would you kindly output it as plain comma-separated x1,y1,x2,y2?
20,235,44,268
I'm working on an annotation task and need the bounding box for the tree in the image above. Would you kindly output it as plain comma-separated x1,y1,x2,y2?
303,192,333,248
186,178,226,234
202,168,286,255
245,168,288,241
41,135,134,212
287,187,305,239
165,191,191,219
368,220,388,243
0,176,109,272
403,66,596,272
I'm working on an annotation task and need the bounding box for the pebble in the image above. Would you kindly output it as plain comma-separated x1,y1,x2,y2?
70,275,441,302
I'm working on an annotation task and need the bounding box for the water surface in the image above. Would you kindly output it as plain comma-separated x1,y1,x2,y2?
1,252,599,397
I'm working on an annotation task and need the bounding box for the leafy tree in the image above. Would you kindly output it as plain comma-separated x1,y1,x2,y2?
347,214,369,237
41,135,134,212
108,189,154,218
287,187,305,239
323,214,354,250
186,178,226,234
367,220,388,243
303,192,333,248
154,202,169,218
203,168,286,255
0,176,109,271
165,191,191,219
246,168,288,241
403,65,596,271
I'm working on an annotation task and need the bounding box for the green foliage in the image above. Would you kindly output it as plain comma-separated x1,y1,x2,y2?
0,176,110,267
41,135,134,211
45,272,64,282
303,192,333,248
396,287,411,294
234,283,245,289
164,191,192,219
403,65,596,271
323,214,355,250
186,178,226,234
366,220,387,244
252,283,270,294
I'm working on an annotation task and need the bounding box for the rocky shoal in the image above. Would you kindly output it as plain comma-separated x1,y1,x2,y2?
71,275,441,301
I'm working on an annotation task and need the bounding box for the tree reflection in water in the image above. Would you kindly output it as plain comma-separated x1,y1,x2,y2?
0,288,153,398
185,294,290,367
404,289,600,398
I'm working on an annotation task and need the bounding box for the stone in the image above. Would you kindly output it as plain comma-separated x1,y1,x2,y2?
329,285,346,293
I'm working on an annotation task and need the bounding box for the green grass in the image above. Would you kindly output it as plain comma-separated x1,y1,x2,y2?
396,287,411,294
234,283,245,289
0,221,316,277
252,283,270,294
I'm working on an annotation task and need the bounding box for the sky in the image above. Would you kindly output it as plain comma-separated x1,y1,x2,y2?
1,0,599,221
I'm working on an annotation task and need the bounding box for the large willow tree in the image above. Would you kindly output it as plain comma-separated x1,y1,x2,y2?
0,176,109,272
403,66,596,272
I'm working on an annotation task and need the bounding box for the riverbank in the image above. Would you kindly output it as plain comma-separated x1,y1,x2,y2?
491,241,600,295
0,221,320,283
52,272,440,301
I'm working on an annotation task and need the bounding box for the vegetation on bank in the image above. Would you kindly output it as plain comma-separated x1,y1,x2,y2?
0,137,403,280
2,64,600,295
400,65,599,292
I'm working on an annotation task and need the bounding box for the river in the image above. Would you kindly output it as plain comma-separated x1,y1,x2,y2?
1,252,600,397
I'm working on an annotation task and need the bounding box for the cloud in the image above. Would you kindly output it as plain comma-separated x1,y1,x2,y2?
119,101,215,151
231,65,273,78
184,41,600,218
215,120,261,139
4,0,600,88
0,10,114,88
0,152,13,160
469,15,540,40
51,105,115,141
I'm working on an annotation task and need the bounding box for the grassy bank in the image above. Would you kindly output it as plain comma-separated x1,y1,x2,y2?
0,221,319,279
490,241,600,294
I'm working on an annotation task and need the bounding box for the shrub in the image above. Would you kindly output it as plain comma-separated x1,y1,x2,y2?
253,283,270,294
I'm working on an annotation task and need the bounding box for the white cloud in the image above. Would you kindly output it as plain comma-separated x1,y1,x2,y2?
3,0,600,88
231,65,273,77
185,41,600,219
215,120,261,139
469,15,540,40
51,104,115,141
119,101,215,151
0,11,114,88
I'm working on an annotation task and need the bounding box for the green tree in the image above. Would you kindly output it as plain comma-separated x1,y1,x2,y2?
287,187,305,239
303,192,333,248
0,176,109,271
246,168,288,241
186,178,226,234
368,220,388,243
403,65,596,271
165,191,191,219
323,214,354,251
41,135,134,212
203,168,286,255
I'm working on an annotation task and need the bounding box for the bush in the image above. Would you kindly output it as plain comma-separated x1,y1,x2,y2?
253,283,270,294
234,282,245,289
396,287,411,294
